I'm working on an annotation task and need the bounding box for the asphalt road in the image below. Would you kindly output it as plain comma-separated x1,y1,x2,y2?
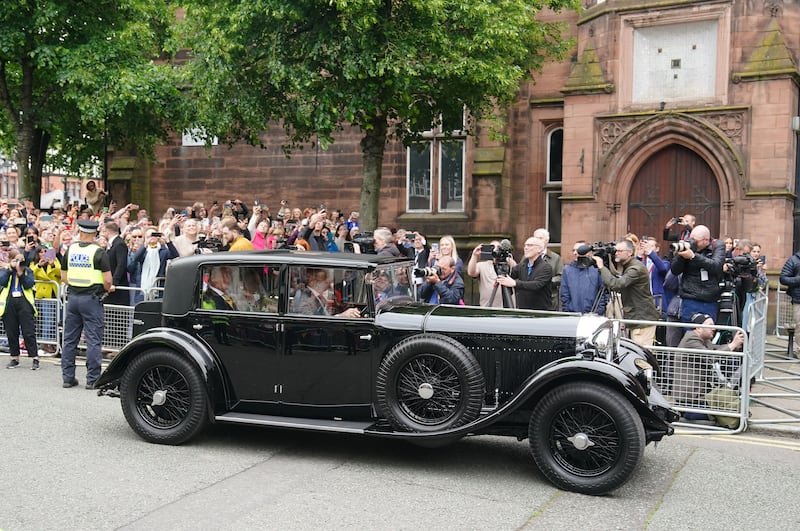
2,356,800,530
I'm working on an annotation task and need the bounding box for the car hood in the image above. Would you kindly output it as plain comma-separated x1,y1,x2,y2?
375,302,599,340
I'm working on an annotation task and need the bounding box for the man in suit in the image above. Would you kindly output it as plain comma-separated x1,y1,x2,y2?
101,221,129,306
496,237,553,310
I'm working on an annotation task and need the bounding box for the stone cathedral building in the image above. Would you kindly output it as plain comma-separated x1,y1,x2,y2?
110,0,799,269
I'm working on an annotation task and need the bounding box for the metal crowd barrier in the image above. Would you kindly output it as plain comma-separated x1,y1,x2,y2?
775,284,794,338
72,286,151,353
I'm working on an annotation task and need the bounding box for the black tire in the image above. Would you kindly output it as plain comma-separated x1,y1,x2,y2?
529,382,645,495
120,349,208,445
376,334,484,432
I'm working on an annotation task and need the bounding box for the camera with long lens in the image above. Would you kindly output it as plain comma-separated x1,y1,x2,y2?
670,238,697,253
413,265,442,278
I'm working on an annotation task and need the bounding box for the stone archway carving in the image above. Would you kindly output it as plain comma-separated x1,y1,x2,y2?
594,112,746,238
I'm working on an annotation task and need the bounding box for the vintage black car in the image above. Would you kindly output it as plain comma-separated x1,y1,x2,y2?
96,251,677,495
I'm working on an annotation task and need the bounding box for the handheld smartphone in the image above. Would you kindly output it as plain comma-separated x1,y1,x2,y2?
0,241,10,248
26,235,34,244
43,248,57,262
431,243,439,252
151,232,163,238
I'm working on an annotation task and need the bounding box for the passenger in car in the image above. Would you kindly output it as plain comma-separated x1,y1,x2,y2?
202,266,237,311
292,268,362,317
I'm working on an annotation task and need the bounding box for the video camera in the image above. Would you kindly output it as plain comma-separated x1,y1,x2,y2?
414,265,442,278
274,237,298,250
352,232,375,254
576,241,616,267
726,254,758,277
479,239,513,276
192,235,224,253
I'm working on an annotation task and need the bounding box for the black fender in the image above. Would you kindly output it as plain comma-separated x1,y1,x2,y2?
367,355,670,442
95,328,227,418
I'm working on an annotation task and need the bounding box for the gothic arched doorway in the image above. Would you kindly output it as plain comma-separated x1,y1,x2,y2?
628,144,720,248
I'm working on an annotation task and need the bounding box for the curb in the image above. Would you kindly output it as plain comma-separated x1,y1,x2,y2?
747,423,800,439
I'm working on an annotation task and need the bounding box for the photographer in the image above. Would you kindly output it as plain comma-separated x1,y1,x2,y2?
561,241,607,314
417,256,464,305
594,239,661,346
670,225,725,322
496,237,552,311
1,250,41,370
663,214,696,243
467,240,514,308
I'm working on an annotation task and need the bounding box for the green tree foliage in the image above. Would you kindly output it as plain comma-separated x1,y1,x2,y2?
0,0,185,204
179,0,579,229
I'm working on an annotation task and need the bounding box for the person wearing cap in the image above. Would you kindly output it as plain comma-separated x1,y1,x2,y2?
673,313,744,412
60,219,112,389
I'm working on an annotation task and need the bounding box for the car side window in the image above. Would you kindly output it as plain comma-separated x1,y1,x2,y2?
198,264,280,313
288,266,368,316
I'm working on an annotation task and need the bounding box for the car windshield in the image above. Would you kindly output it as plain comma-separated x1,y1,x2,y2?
370,263,415,309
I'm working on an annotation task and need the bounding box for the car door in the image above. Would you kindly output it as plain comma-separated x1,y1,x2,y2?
189,263,282,410
279,265,374,418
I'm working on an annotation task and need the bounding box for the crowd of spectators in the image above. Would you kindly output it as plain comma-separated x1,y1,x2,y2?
0,186,769,329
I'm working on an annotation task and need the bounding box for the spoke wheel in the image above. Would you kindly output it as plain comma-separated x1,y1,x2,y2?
135,365,192,430
529,382,645,495
396,354,463,426
376,334,484,433
120,349,208,445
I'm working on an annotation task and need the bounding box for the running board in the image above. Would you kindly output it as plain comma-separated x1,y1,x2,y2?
214,412,375,434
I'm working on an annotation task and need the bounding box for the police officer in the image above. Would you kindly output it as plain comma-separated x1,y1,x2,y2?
60,220,111,389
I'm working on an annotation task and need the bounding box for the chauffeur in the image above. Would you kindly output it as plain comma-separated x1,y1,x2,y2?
60,219,112,389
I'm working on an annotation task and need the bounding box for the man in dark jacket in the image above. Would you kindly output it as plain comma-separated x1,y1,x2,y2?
594,239,662,346
670,225,725,322
101,221,129,306
373,228,401,258
780,250,800,357
496,237,552,310
418,256,464,304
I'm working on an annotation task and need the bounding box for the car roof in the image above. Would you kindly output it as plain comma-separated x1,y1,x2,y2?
162,250,412,315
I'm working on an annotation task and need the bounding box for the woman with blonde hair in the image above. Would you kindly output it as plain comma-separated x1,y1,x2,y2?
428,235,463,276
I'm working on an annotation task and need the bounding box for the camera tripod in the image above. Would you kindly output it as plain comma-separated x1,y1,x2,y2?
487,280,516,309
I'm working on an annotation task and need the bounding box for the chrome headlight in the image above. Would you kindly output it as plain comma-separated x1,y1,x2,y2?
634,357,654,392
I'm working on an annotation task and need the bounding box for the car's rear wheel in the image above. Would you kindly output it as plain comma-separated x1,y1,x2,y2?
529,382,645,495
120,349,208,445
376,334,484,432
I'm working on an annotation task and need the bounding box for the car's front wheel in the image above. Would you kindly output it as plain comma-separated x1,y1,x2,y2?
120,349,208,445
529,382,645,495
375,334,484,432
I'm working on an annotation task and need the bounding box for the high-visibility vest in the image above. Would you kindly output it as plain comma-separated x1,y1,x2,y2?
0,272,37,318
66,243,105,287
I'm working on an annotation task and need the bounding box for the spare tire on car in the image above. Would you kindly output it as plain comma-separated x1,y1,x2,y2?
375,334,485,432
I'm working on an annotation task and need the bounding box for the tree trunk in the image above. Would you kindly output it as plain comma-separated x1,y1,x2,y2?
15,123,35,203
359,116,388,231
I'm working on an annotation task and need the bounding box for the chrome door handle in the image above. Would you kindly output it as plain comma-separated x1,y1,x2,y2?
359,334,372,340
192,324,204,330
